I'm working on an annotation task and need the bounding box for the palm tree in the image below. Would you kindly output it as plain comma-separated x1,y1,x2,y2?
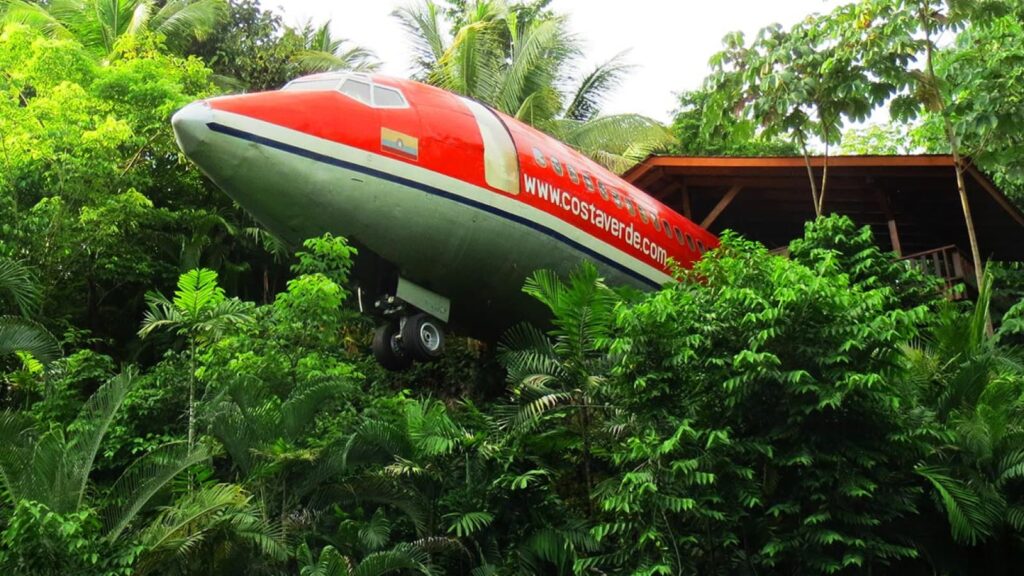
0,371,204,530
0,256,60,367
0,0,227,56
0,371,285,571
139,268,253,454
393,0,671,172
498,262,622,506
134,483,288,574
293,19,380,74
906,271,1024,565
203,377,348,536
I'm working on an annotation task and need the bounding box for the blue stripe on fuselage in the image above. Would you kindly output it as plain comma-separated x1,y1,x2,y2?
205,122,663,290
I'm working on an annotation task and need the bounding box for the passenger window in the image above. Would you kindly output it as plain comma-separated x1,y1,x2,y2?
583,173,594,191
685,233,695,251
373,85,406,107
653,215,662,231
610,188,623,208
551,157,564,176
340,79,372,104
597,181,609,200
639,208,650,224
625,197,637,216
568,164,580,185
661,220,672,238
533,147,547,168
673,226,685,245
697,240,706,254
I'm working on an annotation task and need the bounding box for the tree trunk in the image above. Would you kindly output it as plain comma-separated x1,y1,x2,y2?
188,340,196,455
801,143,822,217
817,141,830,215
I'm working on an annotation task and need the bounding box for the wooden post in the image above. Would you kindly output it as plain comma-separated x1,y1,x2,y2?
701,185,742,229
887,220,902,257
681,182,692,220
875,189,902,257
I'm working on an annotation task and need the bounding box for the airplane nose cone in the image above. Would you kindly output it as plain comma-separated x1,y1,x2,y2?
171,100,212,155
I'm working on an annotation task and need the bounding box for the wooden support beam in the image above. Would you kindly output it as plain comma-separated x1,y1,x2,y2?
701,185,742,229
888,219,903,257
875,189,902,257
682,182,692,219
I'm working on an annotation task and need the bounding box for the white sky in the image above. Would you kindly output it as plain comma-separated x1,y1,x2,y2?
269,0,844,123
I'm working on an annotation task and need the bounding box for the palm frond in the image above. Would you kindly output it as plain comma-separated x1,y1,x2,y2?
136,482,287,572
299,544,354,576
67,370,135,510
103,441,211,541
0,0,75,41
359,508,392,551
392,0,449,78
352,542,435,576
294,48,380,74
0,410,36,504
150,0,226,50
563,51,632,122
139,291,182,339
0,315,61,365
282,382,345,439
917,464,1003,545
556,113,673,173
496,15,572,116
174,267,224,319
0,257,41,316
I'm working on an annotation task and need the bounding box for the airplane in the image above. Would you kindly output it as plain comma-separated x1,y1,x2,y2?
171,72,718,370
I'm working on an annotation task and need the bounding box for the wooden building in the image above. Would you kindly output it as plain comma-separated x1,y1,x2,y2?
623,155,1024,291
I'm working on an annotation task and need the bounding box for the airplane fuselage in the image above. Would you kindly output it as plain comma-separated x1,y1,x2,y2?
172,73,718,340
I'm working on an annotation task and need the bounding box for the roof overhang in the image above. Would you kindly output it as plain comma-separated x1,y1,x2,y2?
623,155,1024,261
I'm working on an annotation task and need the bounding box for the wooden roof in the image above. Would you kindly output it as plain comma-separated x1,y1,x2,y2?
623,155,1024,261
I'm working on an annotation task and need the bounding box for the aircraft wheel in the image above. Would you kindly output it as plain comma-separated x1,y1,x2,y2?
372,321,412,371
400,312,445,361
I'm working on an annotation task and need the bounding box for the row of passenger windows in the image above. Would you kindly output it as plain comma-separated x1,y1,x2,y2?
531,146,708,255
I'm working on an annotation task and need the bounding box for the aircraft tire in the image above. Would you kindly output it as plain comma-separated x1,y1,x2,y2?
401,312,446,362
373,321,412,371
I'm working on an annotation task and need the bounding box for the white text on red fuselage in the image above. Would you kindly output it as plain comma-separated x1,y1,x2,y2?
522,173,668,266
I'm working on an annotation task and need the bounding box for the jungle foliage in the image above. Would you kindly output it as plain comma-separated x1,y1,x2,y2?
2,0,1024,574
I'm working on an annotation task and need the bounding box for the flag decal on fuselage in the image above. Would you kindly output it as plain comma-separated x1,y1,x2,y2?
381,127,418,160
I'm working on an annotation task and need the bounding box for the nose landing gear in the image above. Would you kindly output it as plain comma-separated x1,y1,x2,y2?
370,278,449,371
372,313,447,371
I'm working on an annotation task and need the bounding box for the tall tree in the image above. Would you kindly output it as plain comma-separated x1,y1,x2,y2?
708,5,900,215
394,0,671,172
293,19,380,75
0,0,227,55
139,268,252,454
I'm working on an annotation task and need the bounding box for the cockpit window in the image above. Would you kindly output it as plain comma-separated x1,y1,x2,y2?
373,85,407,108
282,78,342,91
340,79,372,104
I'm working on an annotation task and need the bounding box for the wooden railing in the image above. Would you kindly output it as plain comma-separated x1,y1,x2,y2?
899,245,976,299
